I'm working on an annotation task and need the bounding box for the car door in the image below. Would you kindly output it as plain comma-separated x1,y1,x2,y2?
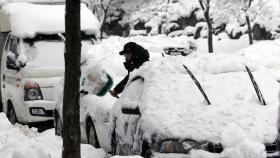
113,77,145,155
1,34,10,112
2,35,21,113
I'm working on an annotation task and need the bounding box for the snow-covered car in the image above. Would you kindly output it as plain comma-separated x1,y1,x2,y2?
163,40,197,57
110,57,280,158
0,2,99,124
54,64,115,152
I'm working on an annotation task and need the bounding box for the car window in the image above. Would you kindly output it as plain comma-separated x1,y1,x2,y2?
9,37,18,55
4,35,10,52
6,36,19,70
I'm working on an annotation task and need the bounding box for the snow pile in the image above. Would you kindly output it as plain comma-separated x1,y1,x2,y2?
188,140,266,158
238,38,280,80
0,2,100,37
127,0,201,34
0,113,108,158
112,48,279,157
116,0,280,38
123,56,279,143
216,0,280,39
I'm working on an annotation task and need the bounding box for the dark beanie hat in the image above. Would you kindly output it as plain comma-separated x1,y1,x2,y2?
119,42,137,55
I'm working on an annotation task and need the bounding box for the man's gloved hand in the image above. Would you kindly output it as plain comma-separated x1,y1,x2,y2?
110,90,120,98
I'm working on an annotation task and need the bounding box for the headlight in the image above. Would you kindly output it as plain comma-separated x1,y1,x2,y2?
156,140,223,154
24,81,43,101
158,140,185,153
157,140,202,154
265,140,278,153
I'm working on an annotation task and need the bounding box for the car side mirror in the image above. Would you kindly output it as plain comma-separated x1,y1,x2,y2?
17,54,27,68
6,51,20,71
121,106,141,115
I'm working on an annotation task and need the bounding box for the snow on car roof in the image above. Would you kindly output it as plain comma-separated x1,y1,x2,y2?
114,55,279,147
0,2,100,37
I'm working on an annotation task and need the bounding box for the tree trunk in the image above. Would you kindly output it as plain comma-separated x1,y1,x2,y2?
62,0,81,158
100,10,107,41
246,15,253,45
205,10,213,53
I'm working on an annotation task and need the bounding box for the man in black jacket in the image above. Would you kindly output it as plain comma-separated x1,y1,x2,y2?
110,42,149,98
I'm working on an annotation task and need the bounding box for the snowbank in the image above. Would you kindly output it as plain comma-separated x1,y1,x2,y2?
0,2,100,37
112,54,278,157
122,56,279,142
0,113,108,158
238,38,280,80
125,0,201,34
103,35,280,157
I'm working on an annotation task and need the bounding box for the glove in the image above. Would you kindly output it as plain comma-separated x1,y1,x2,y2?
110,90,120,98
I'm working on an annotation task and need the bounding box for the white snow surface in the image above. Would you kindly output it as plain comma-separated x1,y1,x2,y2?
1,34,280,158
0,2,100,37
114,55,279,144
0,113,109,158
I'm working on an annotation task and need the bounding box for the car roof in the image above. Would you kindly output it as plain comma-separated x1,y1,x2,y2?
0,2,99,38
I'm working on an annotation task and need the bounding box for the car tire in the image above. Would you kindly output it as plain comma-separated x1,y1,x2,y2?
111,130,117,155
143,149,153,158
143,148,152,158
87,119,100,148
7,104,17,125
55,116,63,136
141,141,152,158
0,102,3,112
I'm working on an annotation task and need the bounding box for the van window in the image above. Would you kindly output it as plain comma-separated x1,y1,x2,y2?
6,37,19,70
9,37,18,55
4,36,10,52
22,33,94,69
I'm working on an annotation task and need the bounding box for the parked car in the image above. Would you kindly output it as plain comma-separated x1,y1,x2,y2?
163,40,197,56
0,2,99,124
109,57,280,158
54,64,115,152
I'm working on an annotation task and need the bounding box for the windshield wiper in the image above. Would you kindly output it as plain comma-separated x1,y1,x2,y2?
245,66,266,105
183,65,211,105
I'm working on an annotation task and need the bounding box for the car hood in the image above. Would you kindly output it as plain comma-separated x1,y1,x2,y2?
114,57,280,146
21,68,64,78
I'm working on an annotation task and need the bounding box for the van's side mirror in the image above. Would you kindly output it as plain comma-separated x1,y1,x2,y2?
121,106,141,115
6,52,20,71
17,54,27,68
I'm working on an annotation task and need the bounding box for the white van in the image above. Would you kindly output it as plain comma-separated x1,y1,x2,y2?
0,2,99,124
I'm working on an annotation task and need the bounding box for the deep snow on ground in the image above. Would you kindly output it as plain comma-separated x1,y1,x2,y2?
1,34,280,158
0,113,109,158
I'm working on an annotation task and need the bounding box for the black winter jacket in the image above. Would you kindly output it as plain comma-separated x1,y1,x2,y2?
113,44,149,94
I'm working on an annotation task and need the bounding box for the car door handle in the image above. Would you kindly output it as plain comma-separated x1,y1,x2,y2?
2,75,5,88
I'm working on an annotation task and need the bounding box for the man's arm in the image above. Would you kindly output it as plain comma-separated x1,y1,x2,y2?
110,74,129,97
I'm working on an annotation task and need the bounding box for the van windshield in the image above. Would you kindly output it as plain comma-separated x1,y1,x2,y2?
22,33,94,69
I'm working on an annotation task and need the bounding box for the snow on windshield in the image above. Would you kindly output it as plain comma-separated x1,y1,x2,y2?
21,38,92,70
22,40,64,69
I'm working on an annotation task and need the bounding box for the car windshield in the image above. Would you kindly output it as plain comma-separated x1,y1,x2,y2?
22,33,94,69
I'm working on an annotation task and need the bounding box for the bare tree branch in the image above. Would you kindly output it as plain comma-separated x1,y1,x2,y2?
100,0,105,10
248,0,253,8
198,0,205,10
